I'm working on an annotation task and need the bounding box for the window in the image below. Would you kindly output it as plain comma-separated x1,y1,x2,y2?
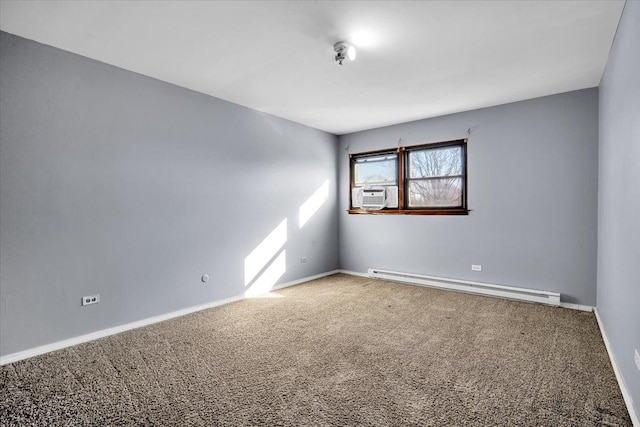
406,142,466,209
352,152,397,187
349,139,468,215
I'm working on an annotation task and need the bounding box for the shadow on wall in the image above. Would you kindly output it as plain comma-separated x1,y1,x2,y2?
244,180,329,297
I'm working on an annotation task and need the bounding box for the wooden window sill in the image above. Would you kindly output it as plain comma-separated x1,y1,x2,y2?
347,209,469,216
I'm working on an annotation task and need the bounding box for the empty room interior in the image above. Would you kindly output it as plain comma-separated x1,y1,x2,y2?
0,1,638,425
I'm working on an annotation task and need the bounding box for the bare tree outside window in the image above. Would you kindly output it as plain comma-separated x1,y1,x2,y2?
407,145,463,207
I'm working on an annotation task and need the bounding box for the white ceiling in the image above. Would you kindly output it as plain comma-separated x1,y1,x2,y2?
0,1,624,135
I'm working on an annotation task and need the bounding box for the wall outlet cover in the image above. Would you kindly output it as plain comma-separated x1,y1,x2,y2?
81,294,100,306
471,264,482,271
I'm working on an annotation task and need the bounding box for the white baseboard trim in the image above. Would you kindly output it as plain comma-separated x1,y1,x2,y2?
271,269,340,291
0,270,341,367
336,269,370,278
594,308,639,427
0,294,245,366
559,302,594,312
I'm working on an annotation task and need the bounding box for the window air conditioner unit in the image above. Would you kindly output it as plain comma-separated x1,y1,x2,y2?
386,186,399,208
352,186,398,210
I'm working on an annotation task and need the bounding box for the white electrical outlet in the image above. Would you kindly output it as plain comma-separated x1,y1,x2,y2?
81,294,100,306
471,264,482,272
634,349,640,373
300,257,307,263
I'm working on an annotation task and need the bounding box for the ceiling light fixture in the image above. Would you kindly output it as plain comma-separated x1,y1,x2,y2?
334,41,356,66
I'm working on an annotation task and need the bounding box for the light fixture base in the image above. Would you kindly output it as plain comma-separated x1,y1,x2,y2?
334,41,356,66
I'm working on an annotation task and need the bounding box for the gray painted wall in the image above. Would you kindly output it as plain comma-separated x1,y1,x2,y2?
338,89,599,306
598,0,640,416
0,32,339,357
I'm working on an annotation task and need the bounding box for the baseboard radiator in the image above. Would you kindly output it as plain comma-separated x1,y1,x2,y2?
368,268,561,306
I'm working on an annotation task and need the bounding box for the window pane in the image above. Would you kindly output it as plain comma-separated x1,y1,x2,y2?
354,155,397,186
408,178,462,207
409,146,462,178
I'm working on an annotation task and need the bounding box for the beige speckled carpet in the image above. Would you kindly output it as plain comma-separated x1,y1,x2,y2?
0,274,632,426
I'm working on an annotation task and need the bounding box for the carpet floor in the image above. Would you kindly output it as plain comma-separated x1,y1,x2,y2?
0,274,632,426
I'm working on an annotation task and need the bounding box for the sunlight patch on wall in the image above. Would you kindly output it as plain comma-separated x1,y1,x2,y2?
299,180,329,228
245,250,286,297
244,219,287,286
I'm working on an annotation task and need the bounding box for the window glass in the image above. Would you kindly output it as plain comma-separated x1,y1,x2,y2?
353,154,397,186
408,177,463,207
409,146,462,178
